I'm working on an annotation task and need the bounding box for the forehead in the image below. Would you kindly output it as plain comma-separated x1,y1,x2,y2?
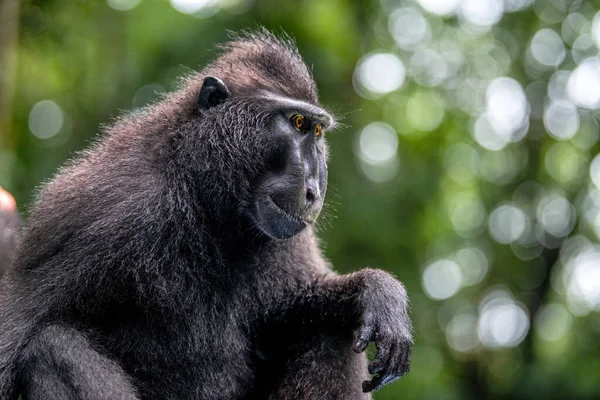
259,91,335,128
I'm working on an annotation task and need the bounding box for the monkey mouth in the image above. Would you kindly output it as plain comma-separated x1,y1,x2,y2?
265,196,307,224
250,195,308,240
266,195,321,225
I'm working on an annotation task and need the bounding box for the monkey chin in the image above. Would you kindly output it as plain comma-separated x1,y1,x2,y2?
251,195,312,240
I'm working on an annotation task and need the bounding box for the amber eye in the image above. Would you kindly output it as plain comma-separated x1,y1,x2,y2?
315,124,322,137
292,114,307,131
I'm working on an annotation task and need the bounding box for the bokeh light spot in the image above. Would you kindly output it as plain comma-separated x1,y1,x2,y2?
533,0,567,24
489,203,528,244
446,314,479,352
563,247,600,315
356,122,398,165
359,158,400,183
572,111,599,150
170,0,219,16
536,193,575,238
486,77,529,142
107,0,141,11
543,100,579,140
454,247,489,286
562,13,590,46
590,154,600,188
422,260,463,300
417,0,461,16
355,122,400,183
504,0,534,13
530,29,566,68
448,193,487,236
410,49,448,87
459,0,504,29
567,58,600,109
478,291,530,349
572,34,597,65
473,114,507,151
545,143,586,184
353,53,406,98
388,8,431,51
28,100,64,140
592,11,600,49
547,70,570,102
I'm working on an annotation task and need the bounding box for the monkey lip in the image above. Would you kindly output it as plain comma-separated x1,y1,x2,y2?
265,195,322,225
265,195,309,224
251,195,309,240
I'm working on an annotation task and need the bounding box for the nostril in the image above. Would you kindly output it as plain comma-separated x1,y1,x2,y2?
305,188,316,204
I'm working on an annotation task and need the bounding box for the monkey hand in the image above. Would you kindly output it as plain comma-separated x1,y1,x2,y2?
351,269,412,393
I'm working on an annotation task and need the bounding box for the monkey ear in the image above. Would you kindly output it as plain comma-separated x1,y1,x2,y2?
197,77,231,111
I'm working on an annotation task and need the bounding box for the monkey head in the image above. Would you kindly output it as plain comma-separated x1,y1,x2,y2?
185,31,335,239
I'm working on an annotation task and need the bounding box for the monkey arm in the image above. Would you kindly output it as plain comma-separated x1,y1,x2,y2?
20,325,139,400
286,268,413,393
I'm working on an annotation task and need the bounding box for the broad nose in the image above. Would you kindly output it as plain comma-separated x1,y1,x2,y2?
300,137,324,208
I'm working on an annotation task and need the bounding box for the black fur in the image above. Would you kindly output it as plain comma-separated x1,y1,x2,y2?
0,30,412,399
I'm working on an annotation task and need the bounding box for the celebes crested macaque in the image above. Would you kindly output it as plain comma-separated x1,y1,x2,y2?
0,30,412,400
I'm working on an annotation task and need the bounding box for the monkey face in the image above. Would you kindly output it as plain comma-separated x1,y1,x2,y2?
196,76,332,240
248,95,333,240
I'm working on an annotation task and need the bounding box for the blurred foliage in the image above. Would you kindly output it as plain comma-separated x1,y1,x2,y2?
2,0,600,398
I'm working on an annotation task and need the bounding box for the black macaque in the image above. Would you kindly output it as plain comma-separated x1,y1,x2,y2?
0,187,20,276
0,30,412,400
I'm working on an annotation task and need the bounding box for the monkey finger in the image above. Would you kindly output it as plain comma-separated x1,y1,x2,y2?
383,340,410,385
379,374,400,389
368,341,396,389
388,342,406,379
353,324,374,353
362,376,380,393
396,341,412,377
368,361,385,375
367,340,392,375
362,379,373,393
362,372,397,393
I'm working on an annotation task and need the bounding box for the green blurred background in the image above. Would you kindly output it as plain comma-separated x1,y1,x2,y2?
2,0,600,398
